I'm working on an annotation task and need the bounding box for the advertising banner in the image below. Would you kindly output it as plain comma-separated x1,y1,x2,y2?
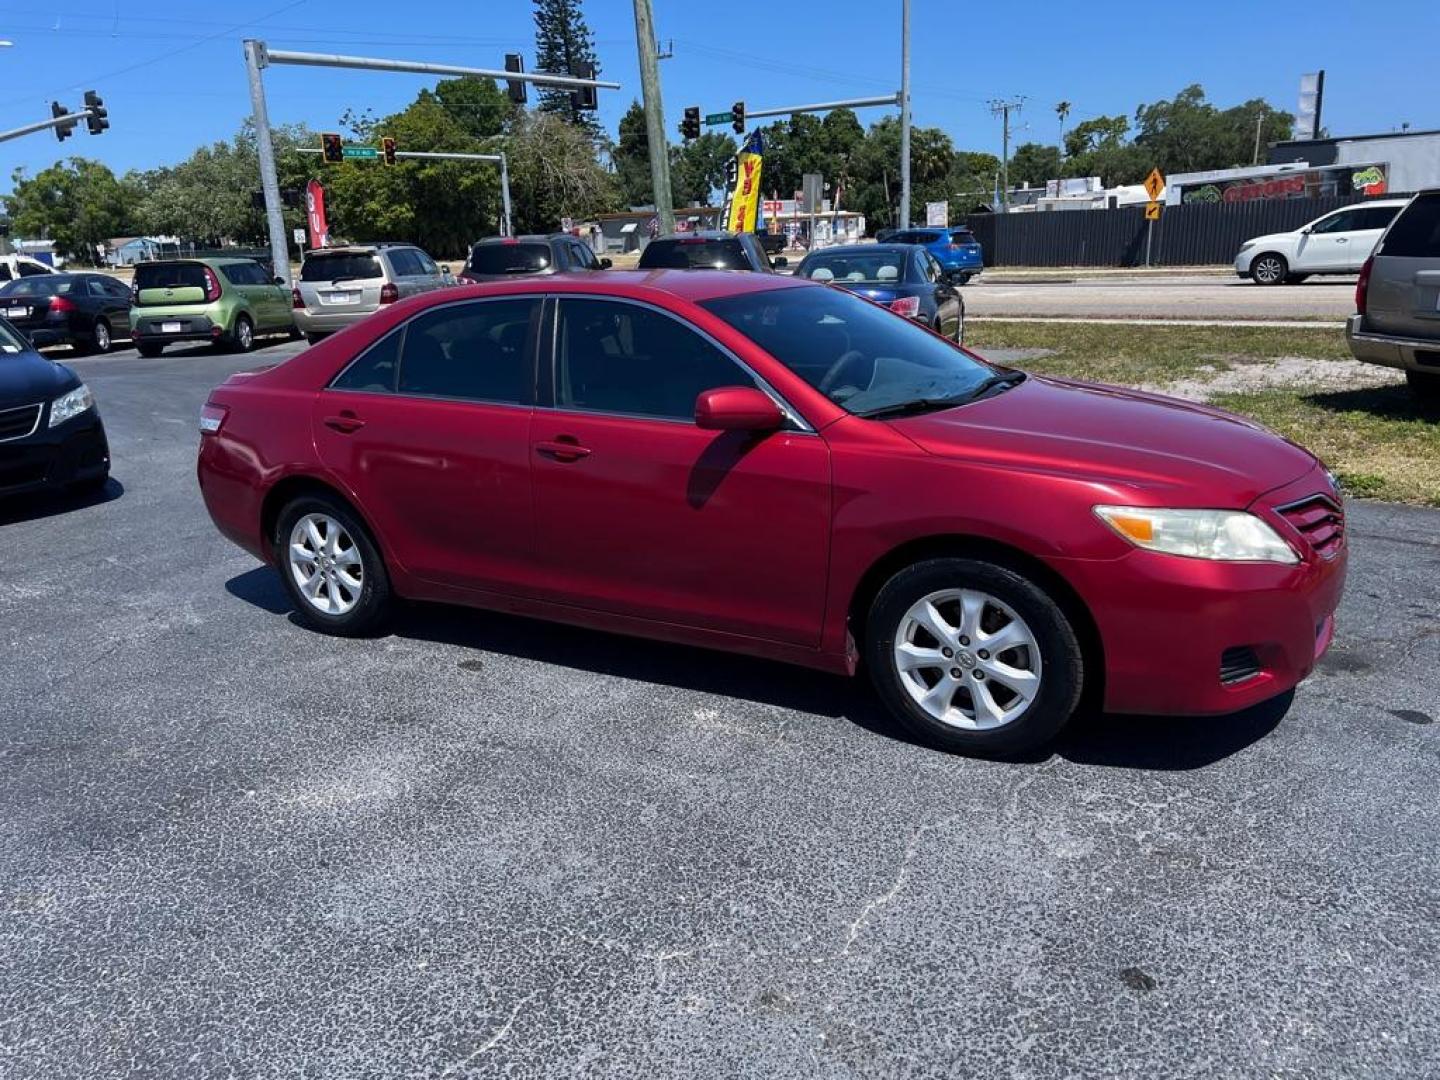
723,132,765,234
305,179,330,250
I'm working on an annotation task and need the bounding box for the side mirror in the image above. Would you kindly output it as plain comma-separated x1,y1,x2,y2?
772,256,788,268
600,257,613,269
695,386,784,432
272,276,286,286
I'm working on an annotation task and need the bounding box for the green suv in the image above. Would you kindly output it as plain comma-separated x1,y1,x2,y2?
129,258,295,357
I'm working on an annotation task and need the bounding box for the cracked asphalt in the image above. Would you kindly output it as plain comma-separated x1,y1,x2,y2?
1,341,1438,1078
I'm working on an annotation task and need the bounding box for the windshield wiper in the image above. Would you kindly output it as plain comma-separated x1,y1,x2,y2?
854,372,1026,420
962,370,1027,402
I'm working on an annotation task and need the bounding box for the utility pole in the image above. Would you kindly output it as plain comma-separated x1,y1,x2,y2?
898,0,912,229
632,0,675,234
243,41,293,287
989,97,1025,211
1252,114,1264,165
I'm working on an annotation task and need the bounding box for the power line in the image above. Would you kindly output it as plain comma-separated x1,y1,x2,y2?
988,96,1026,209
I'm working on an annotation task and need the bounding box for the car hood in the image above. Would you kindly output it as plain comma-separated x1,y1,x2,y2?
0,349,78,407
886,374,1317,505
1244,231,1296,248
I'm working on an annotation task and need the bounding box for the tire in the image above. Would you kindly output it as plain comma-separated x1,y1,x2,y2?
136,341,164,358
865,557,1084,756
955,296,966,344
275,493,393,636
228,314,255,353
1251,253,1288,286
1407,371,1440,401
957,273,972,286
305,333,327,345
91,319,113,355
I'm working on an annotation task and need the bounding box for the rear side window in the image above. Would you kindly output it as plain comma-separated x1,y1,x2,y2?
1357,206,1402,231
397,299,539,404
332,329,402,392
134,263,207,291
466,243,552,275
949,230,976,244
0,265,10,282
302,252,383,282
220,263,260,286
1,277,68,296
17,261,51,277
639,239,748,270
892,231,942,245
1379,196,1440,258
387,249,422,276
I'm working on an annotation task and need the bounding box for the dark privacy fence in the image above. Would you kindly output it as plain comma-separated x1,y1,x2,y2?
961,195,1393,268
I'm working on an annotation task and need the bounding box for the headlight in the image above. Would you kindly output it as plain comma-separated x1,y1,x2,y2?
1094,506,1298,564
1238,241,1255,253
48,384,95,428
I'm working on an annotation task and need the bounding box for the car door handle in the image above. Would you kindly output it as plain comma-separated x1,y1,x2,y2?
1335,237,1348,243
323,412,365,434
535,438,591,462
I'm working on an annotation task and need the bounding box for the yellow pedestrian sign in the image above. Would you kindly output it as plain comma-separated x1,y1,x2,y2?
1143,168,1166,202
1144,201,1161,221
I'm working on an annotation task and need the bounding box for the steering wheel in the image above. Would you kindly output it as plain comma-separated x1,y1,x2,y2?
818,349,869,398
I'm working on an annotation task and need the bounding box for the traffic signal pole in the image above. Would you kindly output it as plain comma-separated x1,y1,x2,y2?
243,39,618,283
0,109,95,144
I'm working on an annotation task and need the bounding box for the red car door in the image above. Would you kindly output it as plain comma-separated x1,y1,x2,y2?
311,297,543,595
528,296,831,647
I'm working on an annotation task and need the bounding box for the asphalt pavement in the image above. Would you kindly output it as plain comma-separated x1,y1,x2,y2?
1,340,1437,1078
963,273,1357,322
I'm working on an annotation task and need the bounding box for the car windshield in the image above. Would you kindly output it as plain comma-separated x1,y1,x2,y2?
800,251,907,285
640,239,749,270
702,285,1005,416
467,243,552,275
301,252,383,282
0,277,75,297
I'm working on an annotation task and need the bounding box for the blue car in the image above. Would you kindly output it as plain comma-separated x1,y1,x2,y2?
890,227,984,284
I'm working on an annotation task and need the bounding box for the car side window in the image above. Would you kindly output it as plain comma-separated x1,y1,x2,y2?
332,328,403,392
17,262,50,277
570,242,599,270
0,265,10,282
108,279,132,299
1311,211,1359,235
414,250,440,276
396,298,539,404
924,253,942,282
87,277,111,298
386,250,415,276
554,298,757,421
1360,206,1400,231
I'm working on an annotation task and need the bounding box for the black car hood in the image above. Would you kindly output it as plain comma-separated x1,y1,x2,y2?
0,349,79,407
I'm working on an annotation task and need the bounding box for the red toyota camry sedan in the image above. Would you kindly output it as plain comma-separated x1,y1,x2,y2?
197,271,1345,755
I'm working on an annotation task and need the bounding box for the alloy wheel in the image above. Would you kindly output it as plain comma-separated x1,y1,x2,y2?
893,588,1043,730
94,322,111,352
288,512,364,616
236,319,253,350
1254,256,1284,284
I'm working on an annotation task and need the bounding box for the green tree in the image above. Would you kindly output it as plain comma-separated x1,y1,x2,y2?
846,116,955,230
433,76,515,141
612,100,653,206
532,0,601,137
1008,142,1063,188
1062,114,1146,186
671,131,736,206
505,110,617,233
4,158,137,264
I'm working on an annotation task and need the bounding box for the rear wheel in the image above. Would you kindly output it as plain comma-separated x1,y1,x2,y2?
1251,253,1288,285
136,341,163,358
84,319,113,355
275,493,393,636
1407,371,1440,401
866,557,1084,756
228,314,255,353
305,333,327,345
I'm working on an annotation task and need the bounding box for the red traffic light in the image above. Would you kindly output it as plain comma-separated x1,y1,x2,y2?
321,132,344,164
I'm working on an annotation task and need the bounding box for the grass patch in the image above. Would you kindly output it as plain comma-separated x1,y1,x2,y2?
966,320,1349,385
1210,385,1440,506
969,320,1439,506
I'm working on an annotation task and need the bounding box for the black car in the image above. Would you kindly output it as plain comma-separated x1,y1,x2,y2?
0,272,132,354
795,243,965,341
0,317,110,497
458,234,611,283
638,230,786,272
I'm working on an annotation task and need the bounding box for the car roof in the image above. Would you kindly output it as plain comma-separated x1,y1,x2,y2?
653,231,740,241
472,234,568,246
447,268,811,304
806,243,916,255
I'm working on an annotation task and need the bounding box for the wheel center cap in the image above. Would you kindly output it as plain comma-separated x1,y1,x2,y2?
956,650,977,669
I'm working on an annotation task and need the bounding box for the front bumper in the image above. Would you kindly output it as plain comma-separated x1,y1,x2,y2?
0,411,110,496
1346,314,1440,374
1058,467,1346,716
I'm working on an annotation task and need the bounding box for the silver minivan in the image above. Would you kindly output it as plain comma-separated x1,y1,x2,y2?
1347,191,1440,400
294,244,451,342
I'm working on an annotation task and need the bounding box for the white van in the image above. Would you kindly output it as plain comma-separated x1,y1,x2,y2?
0,254,57,283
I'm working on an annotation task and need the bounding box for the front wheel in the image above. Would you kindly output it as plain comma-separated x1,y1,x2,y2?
275,493,393,636
1251,253,1288,286
865,557,1084,756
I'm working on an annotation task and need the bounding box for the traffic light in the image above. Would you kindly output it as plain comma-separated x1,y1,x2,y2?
83,90,109,135
730,101,745,135
51,102,76,142
381,136,397,167
680,106,701,141
321,132,344,164
504,53,527,105
570,60,598,112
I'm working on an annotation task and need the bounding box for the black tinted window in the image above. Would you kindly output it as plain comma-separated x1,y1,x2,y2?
1358,206,1401,231
949,230,976,244
639,239,749,270
389,250,423,276
397,299,538,404
1,277,69,296
220,263,257,285
302,253,383,282
332,328,402,392
18,262,51,277
0,265,10,282
892,231,942,245
466,243,551,275
556,298,753,420
133,263,207,290
1379,196,1440,258
702,285,992,415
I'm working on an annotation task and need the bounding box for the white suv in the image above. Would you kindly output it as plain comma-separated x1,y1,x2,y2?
293,244,451,343
1234,200,1408,285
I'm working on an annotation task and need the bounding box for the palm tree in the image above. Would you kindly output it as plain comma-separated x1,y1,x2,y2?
1055,101,1072,154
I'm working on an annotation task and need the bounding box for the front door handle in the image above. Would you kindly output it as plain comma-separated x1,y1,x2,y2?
535,438,591,462
323,411,365,434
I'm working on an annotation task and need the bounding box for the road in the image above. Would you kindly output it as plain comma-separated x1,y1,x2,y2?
2,340,1438,1078
963,273,1356,322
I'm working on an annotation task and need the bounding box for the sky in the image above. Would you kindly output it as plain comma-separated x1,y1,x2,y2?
1,0,1436,197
